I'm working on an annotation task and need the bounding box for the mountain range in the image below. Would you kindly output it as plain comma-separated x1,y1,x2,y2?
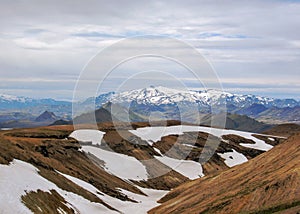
83,86,300,124
0,94,71,117
0,111,61,129
108,86,299,108
1,86,300,126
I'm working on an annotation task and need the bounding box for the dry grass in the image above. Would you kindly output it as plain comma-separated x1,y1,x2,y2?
149,133,300,214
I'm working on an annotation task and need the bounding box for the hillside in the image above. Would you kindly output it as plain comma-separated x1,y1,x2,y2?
263,123,300,137
257,106,300,123
150,132,300,214
73,103,145,125
0,125,163,213
73,107,116,124
0,122,287,213
0,111,61,129
235,103,268,117
200,113,272,133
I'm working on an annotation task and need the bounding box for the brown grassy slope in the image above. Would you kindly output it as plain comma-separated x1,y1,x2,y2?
149,132,300,214
0,125,144,204
101,129,189,189
152,132,284,176
262,123,300,137
21,190,75,214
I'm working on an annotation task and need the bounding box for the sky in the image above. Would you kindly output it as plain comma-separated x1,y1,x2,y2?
0,0,299,100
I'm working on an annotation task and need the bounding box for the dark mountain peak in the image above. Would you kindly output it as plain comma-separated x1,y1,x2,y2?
200,113,272,133
35,111,57,122
236,103,268,117
50,119,72,126
250,103,267,108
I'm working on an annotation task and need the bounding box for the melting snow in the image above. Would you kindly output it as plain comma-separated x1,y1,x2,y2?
154,156,204,179
153,147,163,156
182,143,198,148
130,125,274,151
0,159,115,214
59,171,168,213
70,129,105,145
81,146,148,180
0,128,13,131
218,149,248,167
129,125,201,145
115,188,168,214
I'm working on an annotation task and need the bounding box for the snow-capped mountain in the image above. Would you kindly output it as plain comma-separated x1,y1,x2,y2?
74,86,299,124
0,94,71,116
2,86,298,112
94,86,299,109
0,94,69,109
1,87,299,124
0,94,34,104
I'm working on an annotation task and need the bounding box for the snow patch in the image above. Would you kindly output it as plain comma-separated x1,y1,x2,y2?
82,146,148,180
58,171,168,213
70,129,105,145
0,128,13,131
115,188,168,213
218,149,248,167
155,156,204,179
182,143,198,148
153,147,163,156
0,159,115,214
130,125,274,151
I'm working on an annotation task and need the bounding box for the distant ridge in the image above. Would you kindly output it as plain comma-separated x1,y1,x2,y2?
200,113,272,133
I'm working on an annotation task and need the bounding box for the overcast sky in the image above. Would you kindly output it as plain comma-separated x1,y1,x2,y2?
0,0,299,100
